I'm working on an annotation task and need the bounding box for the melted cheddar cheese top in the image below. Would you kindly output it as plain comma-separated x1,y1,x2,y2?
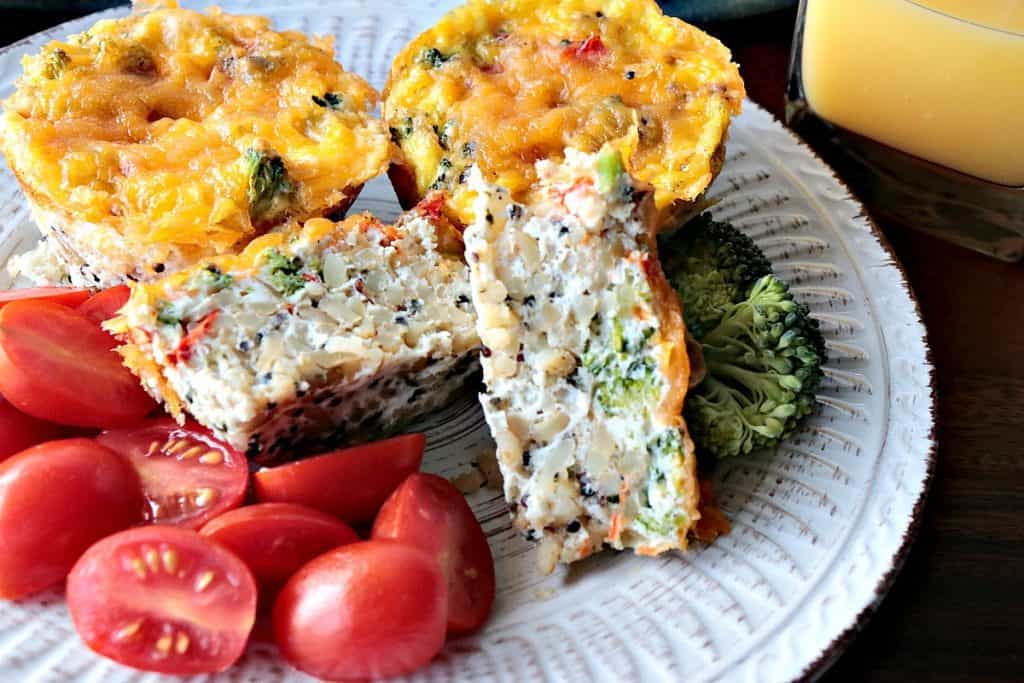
384,0,745,221
0,4,388,252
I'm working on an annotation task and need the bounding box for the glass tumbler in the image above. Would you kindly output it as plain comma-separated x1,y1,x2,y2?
786,0,1024,261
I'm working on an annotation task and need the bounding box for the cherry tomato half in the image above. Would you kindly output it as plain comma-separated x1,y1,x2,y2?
200,503,358,609
273,540,446,680
0,286,90,310
373,473,495,633
77,285,131,324
0,300,155,428
0,396,69,462
0,438,144,599
67,526,257,675
252,433,425,524
97,419,249,530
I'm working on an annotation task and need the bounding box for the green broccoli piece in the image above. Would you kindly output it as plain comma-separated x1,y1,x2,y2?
45,48,71,79
262,249,306,296
418,47,453,68
658,214,772,338
659,215,826,458
155,300,181,326
596,147,625,193
245,149,292,223
583,320,661,416
685,274,826,458
197,265,233,292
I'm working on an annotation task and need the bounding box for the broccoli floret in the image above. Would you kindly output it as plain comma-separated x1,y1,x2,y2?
418,47,453,68
583,320,661,416
156,300,181,326
45,48,71,79
685,274,826,458
245,149,292,223
119,43,155,76
197,265,233,292
659,215,826,458
659,214,772,338
262,249,306,296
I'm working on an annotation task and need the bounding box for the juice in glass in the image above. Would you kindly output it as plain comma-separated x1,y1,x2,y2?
787,0,1024,260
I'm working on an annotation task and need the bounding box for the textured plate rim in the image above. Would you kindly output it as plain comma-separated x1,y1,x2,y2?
770,128,938,682
0,5,937,681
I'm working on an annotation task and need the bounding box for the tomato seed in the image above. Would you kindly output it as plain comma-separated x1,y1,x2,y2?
113,620,142,642
175,632,189,654
145,440,160,457
180,446,203,460
162,549,179,574
155,634,173,654
165,439,189,456
144,547,160,572
195,570,215,592
198,451,223,465
194,488,217,508
130,557,147,579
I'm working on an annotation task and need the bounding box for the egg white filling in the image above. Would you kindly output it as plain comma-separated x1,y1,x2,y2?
465,148,697,571
117,213,479,459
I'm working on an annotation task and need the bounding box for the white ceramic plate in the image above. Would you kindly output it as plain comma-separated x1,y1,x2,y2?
0,2,934,681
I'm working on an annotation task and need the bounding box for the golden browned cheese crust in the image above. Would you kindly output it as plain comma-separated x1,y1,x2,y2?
384,0,745,224
0,3,388,284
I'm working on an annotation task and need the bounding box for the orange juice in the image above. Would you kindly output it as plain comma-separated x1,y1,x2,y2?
800,0,1024,186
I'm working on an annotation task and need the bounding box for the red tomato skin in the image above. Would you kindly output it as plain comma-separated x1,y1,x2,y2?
273,540,446,680
0,287,90,309
199,503,358,606
373,473,496,633
97,418,249,529
0,397,70,462
0,438,144,599
0,300,155,428
252,433,426,524
77,285,131,324
68,526,257,675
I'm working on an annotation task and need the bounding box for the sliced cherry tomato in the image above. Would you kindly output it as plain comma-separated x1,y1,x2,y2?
200,503,358,609
273,540,446,680
0,300,156,428
77,285,131,324
0,438,144,599
252,433,425,524
97,418,249,530
67,526,257,675
0,396,70,462
373,473,495,633
0,286,90,310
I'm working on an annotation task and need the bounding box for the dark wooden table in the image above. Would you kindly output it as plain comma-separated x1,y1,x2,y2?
3,6,1023,682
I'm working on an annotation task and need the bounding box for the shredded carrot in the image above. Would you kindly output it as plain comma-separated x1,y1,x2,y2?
607,480,631,544
168,309,220,365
